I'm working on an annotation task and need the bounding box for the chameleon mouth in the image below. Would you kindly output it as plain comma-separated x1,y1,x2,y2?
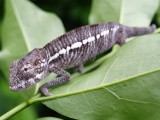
10,78,36,91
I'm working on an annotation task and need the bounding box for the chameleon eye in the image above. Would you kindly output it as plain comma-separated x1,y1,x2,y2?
24,68,28,71
22,64,31,72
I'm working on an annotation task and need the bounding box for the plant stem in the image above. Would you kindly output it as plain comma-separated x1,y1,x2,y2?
0,101,29,120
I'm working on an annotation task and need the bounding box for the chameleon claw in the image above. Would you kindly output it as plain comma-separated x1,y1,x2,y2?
39,86,53,96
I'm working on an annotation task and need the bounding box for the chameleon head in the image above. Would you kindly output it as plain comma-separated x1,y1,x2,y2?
9,48,49,91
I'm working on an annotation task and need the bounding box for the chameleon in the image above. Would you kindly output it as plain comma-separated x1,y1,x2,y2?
9,22,156,96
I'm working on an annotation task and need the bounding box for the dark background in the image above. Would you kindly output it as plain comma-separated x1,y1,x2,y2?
32,0,91,31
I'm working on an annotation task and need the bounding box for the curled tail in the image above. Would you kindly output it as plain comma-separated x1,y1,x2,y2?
125,24,156,38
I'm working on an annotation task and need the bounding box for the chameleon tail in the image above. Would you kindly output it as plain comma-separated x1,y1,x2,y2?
125,24,156,38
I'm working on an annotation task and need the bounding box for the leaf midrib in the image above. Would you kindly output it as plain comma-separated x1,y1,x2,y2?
11,0,31,51
31,68,160,102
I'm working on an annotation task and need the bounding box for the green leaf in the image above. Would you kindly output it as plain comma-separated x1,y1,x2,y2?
155,2,160,26
10,106,37,120
42,34,160,120
37,117,62,120
89,0,159,26
0,0,65,97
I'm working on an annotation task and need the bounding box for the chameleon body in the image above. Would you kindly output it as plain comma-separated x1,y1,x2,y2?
9,22,156,96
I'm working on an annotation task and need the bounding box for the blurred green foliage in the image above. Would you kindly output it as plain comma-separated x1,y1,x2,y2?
0,0,160,120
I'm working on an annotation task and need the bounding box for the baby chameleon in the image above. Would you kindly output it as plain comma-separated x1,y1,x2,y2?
9,22,156,96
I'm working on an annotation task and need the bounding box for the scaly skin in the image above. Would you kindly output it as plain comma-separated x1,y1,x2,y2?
9,22,156,96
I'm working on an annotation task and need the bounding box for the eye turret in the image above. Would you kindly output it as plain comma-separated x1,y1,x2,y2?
21,64,31,72
24,68,28,71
